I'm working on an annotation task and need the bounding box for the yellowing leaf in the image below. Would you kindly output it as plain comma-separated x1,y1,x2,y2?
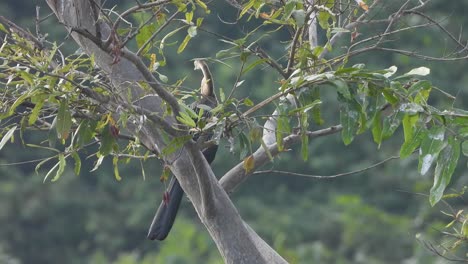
260,12,270,19
356,0,369,11
243,155,255,173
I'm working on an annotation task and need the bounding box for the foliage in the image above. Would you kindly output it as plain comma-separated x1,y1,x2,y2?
0,0,467,263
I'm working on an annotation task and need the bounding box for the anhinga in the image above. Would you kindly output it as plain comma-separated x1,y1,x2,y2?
147,59,218,241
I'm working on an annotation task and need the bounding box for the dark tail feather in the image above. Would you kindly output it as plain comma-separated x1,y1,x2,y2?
147,145,218,240
147,177,184,240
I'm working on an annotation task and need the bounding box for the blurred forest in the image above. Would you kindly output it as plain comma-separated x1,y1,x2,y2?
0,0,467,263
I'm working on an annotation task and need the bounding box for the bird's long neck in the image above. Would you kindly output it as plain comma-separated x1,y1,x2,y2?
197,60,215,98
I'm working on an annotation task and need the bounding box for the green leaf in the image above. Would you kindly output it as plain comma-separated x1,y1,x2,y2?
5,92,30,118
381,111,402,140
240,0,256,18
239,132,251,159
400,126,425,159
28,100,44,125
56,100,72,140
177,34,192,54
195,0,210,13
458,127,468,137
48,117,58,148
289,100,322,114
340,98,359,145
113,156,122,181
19,71,34,86
282,1,296,20
160,26,184,50
185,11,193,23
408,80,431,96
99,124,117,156
51,153,66,182
75,119,98,147
244,98,254,107
161,135,192,157
332,79,351,100
382,89,398,105
219,88,226,102
196,17,204,27
429,136,460,206
0,126,16,150
177,111,197,127
242,58,268,74
250,126,263,142
301,132,309,161
418,126,446,176
317,9,332,29
402,114,419,142
275,103,291,150
0,23,7,33
72,151,81,176
371,111,382,145
135,23,156,51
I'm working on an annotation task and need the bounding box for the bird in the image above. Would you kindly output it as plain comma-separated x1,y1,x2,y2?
147,59,218,241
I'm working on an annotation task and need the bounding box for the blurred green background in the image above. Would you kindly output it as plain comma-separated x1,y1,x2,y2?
1,1,467,263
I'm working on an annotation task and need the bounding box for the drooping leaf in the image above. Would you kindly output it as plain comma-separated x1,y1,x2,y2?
113,156,122,181
381,110,403,140
56,100,72,140
75,119,98,147
332,79,351,100
429,136,460,206
371,111,382,145
239,132,251,159
402,114,419,142
242,58,268,74
28,99,45,125
301,131,309,161
51,153,66,182
90,155,104,172
339,98,360,145
243,155,255,173
99,124,117,156
400,126,425,159
177,34,192,54
418,126,446,176
250,125,263,142
0,126,16,150
72,151,81,176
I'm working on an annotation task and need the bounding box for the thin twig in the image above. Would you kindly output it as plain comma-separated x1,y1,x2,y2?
253,155,400,179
